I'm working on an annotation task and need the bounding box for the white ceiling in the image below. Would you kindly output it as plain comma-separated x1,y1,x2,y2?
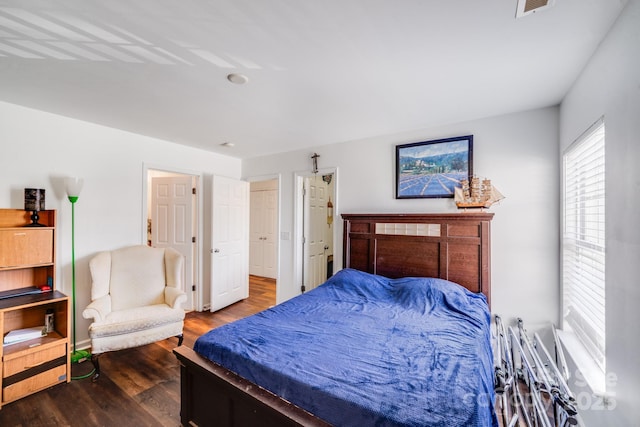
0,0,628,159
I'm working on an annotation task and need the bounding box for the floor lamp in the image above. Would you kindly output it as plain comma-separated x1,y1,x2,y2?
65,177,90,364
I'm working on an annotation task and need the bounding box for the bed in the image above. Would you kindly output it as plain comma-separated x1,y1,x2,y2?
174,212,496,427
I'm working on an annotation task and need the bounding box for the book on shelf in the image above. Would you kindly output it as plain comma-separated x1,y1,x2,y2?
0,286,46,300
3,326,46,345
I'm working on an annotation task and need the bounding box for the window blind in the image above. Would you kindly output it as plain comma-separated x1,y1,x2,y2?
562,119,605,371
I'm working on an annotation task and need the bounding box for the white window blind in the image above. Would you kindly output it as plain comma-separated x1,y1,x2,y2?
562,118,605,371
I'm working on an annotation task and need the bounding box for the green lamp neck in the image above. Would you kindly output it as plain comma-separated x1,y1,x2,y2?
68,196,79,203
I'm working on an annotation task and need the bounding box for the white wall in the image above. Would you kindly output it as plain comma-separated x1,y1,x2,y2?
0,101,242,349
560,0,640,424
243,106,560,330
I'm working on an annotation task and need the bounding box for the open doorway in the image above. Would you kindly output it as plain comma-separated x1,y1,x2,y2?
249,179,278,279
247,176,280,302
144,166,201,311
295,168,337,293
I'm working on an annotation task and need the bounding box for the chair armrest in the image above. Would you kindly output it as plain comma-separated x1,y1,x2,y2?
165,286,187,309
82,295,112,323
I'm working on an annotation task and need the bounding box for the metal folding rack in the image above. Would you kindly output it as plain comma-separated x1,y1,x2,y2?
493,316,581,427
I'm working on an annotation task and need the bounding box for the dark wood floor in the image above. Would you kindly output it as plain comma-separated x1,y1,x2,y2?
0,276,276,427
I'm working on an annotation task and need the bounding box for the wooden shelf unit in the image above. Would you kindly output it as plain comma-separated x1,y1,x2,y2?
0,209,70,409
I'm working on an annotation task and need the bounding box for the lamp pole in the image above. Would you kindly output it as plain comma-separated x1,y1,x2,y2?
69,195,78,357
65,177,88,365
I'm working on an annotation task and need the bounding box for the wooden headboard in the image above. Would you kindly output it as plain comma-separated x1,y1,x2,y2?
342,213,494,305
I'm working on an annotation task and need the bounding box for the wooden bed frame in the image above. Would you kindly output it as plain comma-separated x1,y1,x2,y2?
173,212,493,427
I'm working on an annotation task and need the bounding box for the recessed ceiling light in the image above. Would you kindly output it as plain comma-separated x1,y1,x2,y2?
221,142,235,147
227,73,249,84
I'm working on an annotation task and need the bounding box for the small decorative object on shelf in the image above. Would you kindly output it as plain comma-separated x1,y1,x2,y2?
24,188,46,227
45,308,55,333
455,176,505,209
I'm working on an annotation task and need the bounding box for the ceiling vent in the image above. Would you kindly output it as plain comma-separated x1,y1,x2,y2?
516,0,556,18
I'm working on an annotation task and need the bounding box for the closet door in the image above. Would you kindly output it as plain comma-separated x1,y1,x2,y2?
249,191,266,276
249,189,277,279
261,189,277,279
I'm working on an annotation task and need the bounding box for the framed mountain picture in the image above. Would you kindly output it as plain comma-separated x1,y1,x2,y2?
396,135,473,199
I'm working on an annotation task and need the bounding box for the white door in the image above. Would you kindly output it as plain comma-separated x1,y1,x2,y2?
249,190,266,276
211,175,249,311
151,176,195,310
304,175,327,290
249,189,278,279
262,189,278,278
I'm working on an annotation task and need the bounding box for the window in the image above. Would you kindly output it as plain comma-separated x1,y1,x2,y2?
562,118,605,371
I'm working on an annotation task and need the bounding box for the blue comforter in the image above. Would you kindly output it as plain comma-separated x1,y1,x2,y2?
194,269,498,426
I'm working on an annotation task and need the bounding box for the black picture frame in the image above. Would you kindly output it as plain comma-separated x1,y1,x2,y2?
395,135,473,199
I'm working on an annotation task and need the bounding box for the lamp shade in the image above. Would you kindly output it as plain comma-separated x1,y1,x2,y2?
65,177,84,203
24,188,45,211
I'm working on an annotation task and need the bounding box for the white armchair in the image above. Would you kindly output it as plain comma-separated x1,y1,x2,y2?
83,245,187,380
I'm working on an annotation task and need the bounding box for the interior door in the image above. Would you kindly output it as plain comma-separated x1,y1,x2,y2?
249,189,278,279
211,175,249,311
249,190,265,276
304,175,327,290
151,176,194,310
261,189,278,278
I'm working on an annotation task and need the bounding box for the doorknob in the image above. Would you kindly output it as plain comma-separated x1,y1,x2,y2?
212,248,220,253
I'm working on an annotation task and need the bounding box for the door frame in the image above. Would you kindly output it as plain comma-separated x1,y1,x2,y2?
142,163,205,311
293,167,337,294
246,173,281,299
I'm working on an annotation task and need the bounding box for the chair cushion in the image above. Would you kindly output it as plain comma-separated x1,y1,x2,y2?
88,304,185,338
109,246,166,311
89,322,184,354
